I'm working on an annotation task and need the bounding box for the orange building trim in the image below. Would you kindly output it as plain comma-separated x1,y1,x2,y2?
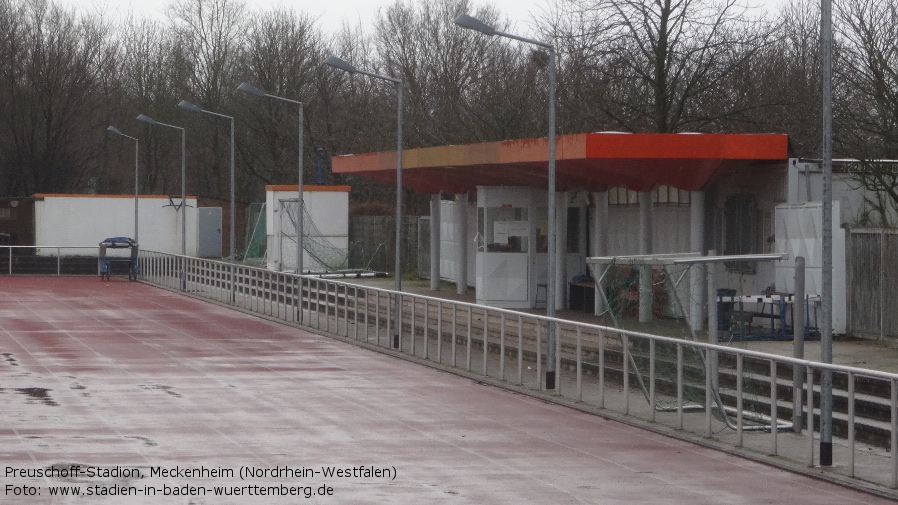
331,132,789,194
34,194,199,199
265,185,351,192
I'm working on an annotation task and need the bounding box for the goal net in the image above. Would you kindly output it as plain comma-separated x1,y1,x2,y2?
586,252,799,430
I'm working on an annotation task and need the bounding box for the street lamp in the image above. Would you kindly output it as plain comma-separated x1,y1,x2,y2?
136,113,187,291
237,82,305,278
106,126,139,243
454,13,559,390
323,55,403,349
178,100,237,302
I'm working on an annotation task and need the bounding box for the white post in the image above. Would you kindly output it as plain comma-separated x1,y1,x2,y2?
456,194,468,295
689,191,705,330
793,256,806,432
430,193,441,291
707,249,718,389
578,201,587,274
276,202,284,271
639,190,653,322
591,191,609,258
592,191,609,315
555,192,568,310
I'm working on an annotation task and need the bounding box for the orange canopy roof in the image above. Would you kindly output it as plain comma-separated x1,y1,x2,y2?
331,132,789,194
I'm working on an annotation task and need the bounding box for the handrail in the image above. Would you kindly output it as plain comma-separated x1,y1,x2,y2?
1,245,106,276
130,249,898,492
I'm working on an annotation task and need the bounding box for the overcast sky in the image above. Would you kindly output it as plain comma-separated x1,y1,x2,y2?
58,0,554,34
58,0,783,35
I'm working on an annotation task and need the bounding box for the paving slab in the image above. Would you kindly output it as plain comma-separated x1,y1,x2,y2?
0,276,891,504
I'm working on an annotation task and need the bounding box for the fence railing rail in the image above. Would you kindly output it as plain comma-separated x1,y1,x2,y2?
115,251,898,493
1,245,107,276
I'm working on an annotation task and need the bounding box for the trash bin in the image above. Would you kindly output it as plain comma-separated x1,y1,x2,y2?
717,288,737,329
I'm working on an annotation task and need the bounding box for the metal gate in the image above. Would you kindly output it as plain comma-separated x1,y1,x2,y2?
847,228,898,339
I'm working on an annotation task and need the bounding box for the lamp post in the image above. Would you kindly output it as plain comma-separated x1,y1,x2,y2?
178,100,236,301
454,13,559,390
106,126,139,243
820,0,834,467
136,114,187,290
237,82,304,278
323,55,403,349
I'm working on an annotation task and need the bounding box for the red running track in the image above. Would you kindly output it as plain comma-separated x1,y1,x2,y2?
0,277,888,504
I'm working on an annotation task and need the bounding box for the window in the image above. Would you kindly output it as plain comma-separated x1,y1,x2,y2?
723,195,759,273
608,187,639,206
655,186,691,206
482,205,529,253
608,187,691,206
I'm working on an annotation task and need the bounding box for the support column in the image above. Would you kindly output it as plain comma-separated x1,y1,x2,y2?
591,191,609,258
276,203,284,272
638,191,653,322
555,192,568,311
793,256,806,433
707,249,718,390
578,200,587,273
689,191,705,330
592,191,609,315
430,193,441,291
456,193,468,295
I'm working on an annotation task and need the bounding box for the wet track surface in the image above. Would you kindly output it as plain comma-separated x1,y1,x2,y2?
0,277,892,504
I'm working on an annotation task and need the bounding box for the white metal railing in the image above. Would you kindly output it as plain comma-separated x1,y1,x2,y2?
136,250,898,492
1,245,106,276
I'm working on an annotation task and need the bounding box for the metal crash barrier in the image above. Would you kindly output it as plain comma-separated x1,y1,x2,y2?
134,249,898,493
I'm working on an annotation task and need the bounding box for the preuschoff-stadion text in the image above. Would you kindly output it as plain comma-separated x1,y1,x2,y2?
4,464,397,499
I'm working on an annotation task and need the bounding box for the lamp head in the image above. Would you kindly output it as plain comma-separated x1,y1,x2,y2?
453,13,496,36
136,114,157,125
107,125,123,135
323,55,357,74
178,100,204,113
237,82,267,97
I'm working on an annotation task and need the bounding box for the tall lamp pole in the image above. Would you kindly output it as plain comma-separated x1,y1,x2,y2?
820,0,834,466
106,126,139,243
178,100,237,301
454,13,559,390
137,114,187,290
237,82,305,277
323,55,404,349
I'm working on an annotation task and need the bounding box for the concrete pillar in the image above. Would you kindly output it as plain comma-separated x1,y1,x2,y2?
638,191,653,322
456,193,468,295
689,191,705,330
430,193,441,291
555,192,568,310
592,191,609,315
707,249,718,389
793,256,806,433
578,202,587,274
275,203,284,272
591,191,609,257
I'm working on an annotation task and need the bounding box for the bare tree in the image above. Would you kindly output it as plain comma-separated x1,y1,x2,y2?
545,0,776,133
167,0,247,198
0,0,115,195
835,0,898,158
115,16,184,195
236,8,324,195
753,0,820,155
374,0,543,146
832,0,898,226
